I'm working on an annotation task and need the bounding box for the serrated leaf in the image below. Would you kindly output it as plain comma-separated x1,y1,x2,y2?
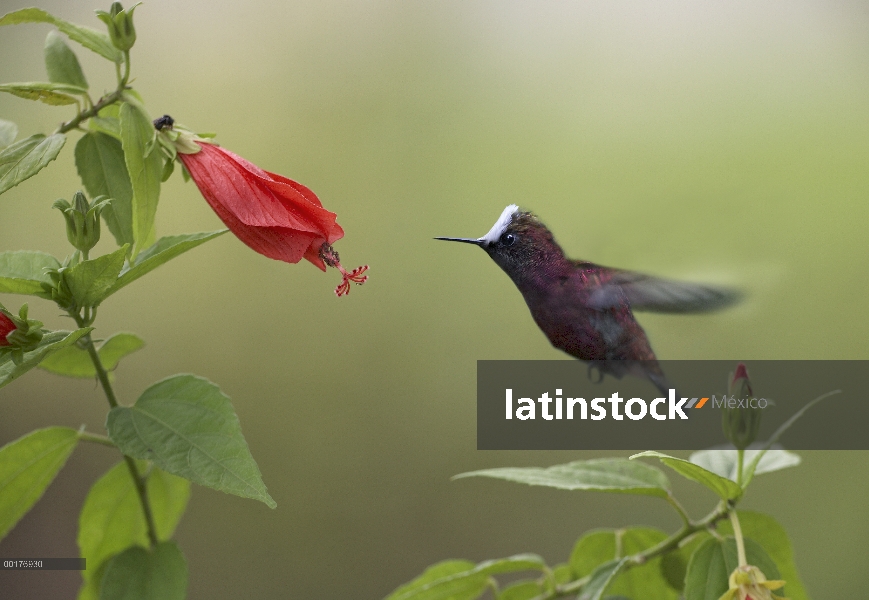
385,555,545,600
455,458,670,498
40,332,144,378
570,528,677,600
689,448,801,483
0,82,85,105
65,245,129,308
119,102,162,257
0,119,17,148
107,374,275,508
0,133,66,195
630,451,742,501
108,230,227,295
0,328,92,389
98,541,187,600
0,427,78,541
716,511,809,600
44,30,88,89
75,132,134,247
77,461,190,600
0,8,122,63
683,537,781,600
0,250,60,297
577,559,628,600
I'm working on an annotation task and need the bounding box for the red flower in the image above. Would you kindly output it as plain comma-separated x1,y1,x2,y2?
0,311,15,346
176,140,367,296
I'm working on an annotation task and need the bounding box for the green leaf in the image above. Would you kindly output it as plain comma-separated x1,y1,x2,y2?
98,541,187,600
0,133,66,195
689,448,801,483
498,581,542,600
0,250,60,297
108,230,228,295
75,132,134,247
77,461,190,600
44,30,88,89
0,328,92,389
577,559,628,600
119,102,162,257
455,458,670,498
716,511,810,600
384,555,546,600
630,451,742,501
660,532,708,592
39,332,144,378
0,118,17,148
0,82,85,105
107,374,276,508
65,245,129,308
570,528,677,600
683,537,781,600
385,560,479,600
0,427,78,541
89,104,121,140
0,8,123,63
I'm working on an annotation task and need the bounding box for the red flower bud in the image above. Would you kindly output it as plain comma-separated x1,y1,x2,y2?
177,142,367,296
0,311,14,346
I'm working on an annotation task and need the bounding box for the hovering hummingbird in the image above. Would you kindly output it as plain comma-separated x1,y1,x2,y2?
436,205,741,394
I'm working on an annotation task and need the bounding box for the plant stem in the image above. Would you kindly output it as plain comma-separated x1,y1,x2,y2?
74,312,159,549
56,88,126,135
736,448,745,487
531,501,731,600
77,430,116,447
729,510,747,567
666,492,691,527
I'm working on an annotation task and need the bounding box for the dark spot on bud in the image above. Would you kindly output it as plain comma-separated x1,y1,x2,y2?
153,115,174,131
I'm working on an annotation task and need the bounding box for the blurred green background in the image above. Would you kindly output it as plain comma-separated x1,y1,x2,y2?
1,0,868,598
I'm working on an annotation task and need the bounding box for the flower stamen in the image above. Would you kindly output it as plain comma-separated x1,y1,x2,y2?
320,243,369,297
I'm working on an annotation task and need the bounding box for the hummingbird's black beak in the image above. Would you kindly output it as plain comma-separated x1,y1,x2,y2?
434,237,484,246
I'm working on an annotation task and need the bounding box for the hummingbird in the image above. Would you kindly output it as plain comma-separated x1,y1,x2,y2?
436,205,741,394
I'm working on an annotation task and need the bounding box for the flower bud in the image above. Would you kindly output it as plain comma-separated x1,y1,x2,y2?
0,311,15,347
95,2,140,52
718,564,787,600
722,363,762,450
42,254,80,313
0,304,45,361
53,192,110,255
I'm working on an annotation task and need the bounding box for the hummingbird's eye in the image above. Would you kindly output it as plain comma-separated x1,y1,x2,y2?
500,233,516,247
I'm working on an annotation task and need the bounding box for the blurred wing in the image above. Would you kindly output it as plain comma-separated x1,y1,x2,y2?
587,269,742,313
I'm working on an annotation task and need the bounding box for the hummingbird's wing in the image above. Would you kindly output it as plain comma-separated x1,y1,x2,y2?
585,268,742,314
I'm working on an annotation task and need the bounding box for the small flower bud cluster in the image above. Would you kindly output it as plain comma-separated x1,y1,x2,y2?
53,191,109,256
0,304,45,364
96,2,140,52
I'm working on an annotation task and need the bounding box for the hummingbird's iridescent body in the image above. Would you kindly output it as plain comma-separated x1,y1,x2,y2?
436,205,740,394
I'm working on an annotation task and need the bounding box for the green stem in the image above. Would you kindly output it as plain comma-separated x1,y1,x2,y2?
729,510,747,567
121,51,131,87
531,501,731,600
56,88,126,134
736,448,745,487
77,430,116,447
666,492,691,527
73,311,159,549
